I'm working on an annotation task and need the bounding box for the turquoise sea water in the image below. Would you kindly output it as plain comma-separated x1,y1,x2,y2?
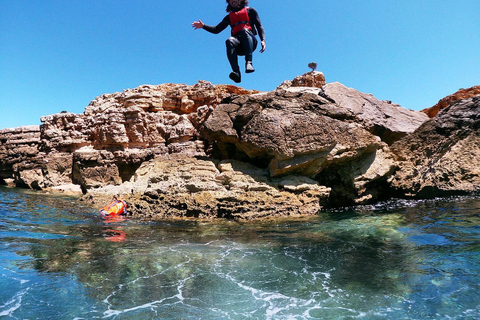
1,186,479,319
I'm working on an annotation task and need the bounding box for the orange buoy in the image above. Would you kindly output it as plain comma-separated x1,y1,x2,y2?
99,199,127,217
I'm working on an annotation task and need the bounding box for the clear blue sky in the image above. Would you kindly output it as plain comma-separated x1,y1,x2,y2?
1,0,479,129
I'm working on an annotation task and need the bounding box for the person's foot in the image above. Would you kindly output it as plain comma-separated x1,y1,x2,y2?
229,71,241,83
245,61,255,73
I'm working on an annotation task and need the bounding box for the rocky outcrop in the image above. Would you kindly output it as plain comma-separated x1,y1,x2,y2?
3,72,478,219
87,155,331,220
391,96,480,197
279,71,326,89
0,124,76,190
421,86,480,118
320,82,428,145
0,81,257,193
40,82,258,152
202,83,426,205
0,126,43,188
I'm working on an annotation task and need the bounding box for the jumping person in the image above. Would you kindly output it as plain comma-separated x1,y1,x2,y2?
192,0,266,83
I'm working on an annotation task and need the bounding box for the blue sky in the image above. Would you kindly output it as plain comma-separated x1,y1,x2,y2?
1,0,479,129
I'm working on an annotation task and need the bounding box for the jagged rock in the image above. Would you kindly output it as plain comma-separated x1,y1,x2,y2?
72,147,123,192
84,82,258,115
421,86,480,118
9,152,73,190
3,72,476,219
72,146,157,192
320,82,428,145
278,71,326,89
86,155,331,220
0,124,73,189
291,71,326,88
202,85,405,205
391,96,480,197
0,126,41,186
40,113,90,152
1,81,254,191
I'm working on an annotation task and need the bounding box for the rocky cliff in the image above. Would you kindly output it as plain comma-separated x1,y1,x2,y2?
1,73,478,220
0,125,42,188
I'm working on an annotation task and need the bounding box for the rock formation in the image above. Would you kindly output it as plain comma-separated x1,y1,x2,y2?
421,86,480,118
202,80,426,206
1,82,257,194
89,155,331,220
0,125,43,188
320,82,428,145
1,72,477,219
278,71,326,88
391,96,480,197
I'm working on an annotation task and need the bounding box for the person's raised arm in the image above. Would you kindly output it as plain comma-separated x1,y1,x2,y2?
192,16,230,34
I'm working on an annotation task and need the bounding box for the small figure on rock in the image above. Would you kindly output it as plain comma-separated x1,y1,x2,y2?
192,0,266,83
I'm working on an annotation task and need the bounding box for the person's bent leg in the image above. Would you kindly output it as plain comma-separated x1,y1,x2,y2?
226,37,240,72
237,29,257,73
226,37,241,82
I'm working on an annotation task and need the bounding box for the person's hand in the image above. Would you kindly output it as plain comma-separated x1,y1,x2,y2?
192,19,204,30
260,40,266,53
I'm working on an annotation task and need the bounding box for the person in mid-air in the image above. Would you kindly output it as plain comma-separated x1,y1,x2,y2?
192,0,266,83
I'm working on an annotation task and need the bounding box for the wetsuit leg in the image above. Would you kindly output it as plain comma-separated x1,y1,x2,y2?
226,36,241,73
237,29,257,62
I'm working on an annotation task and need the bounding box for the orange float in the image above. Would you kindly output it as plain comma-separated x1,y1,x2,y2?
99,199,127,217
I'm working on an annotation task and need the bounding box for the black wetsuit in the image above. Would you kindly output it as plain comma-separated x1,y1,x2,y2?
203,7,265,75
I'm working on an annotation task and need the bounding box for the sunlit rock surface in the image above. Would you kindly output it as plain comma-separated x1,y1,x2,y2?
86,155,331,220
391,96,480,197
1,73,477,219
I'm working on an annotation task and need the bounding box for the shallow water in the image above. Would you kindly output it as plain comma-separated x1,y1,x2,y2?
1,186,480,319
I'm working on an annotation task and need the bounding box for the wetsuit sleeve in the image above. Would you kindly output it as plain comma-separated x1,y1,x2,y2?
248,8,265,42
202,15,230,34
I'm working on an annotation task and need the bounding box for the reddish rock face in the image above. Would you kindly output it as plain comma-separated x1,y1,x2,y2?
278,71,326,89
421,86,480,118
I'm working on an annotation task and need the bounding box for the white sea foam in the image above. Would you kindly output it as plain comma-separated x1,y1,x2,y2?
0,289,27,317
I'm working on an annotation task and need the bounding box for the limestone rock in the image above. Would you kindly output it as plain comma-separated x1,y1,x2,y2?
84,82,258,115
1,81,253,191
391,96,480,197
277,71,327,90
3,73,476,219
291,71,327,88
86,155,331,220
0,126,42,186
40,113,89,152
320,82,428,145
203,84,402,205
